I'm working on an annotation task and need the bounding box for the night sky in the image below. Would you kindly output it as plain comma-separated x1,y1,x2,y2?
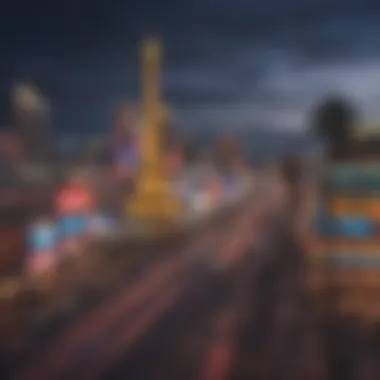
1,0,380,138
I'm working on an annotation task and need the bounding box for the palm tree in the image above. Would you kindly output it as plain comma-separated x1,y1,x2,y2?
312,95,356,159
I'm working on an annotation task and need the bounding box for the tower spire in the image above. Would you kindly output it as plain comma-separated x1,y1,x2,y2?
127,37,180,222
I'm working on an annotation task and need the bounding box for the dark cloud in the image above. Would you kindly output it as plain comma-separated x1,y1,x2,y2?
1,0,380,133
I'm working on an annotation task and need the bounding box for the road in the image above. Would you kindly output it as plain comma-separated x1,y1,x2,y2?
5,192,324,380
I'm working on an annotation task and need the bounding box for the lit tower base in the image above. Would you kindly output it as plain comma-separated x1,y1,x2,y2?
127,38,180,223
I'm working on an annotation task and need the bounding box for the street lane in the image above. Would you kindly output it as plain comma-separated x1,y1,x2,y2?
10,197,260,380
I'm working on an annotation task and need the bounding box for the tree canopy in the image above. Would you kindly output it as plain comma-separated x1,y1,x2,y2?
312,95,356,159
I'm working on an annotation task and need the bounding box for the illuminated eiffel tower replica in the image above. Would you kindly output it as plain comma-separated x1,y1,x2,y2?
127,37,180,223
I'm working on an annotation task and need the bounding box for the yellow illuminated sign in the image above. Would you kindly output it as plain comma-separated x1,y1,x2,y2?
330,197,380,219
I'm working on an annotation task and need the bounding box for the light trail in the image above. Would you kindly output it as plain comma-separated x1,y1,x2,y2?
12,229,219,380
